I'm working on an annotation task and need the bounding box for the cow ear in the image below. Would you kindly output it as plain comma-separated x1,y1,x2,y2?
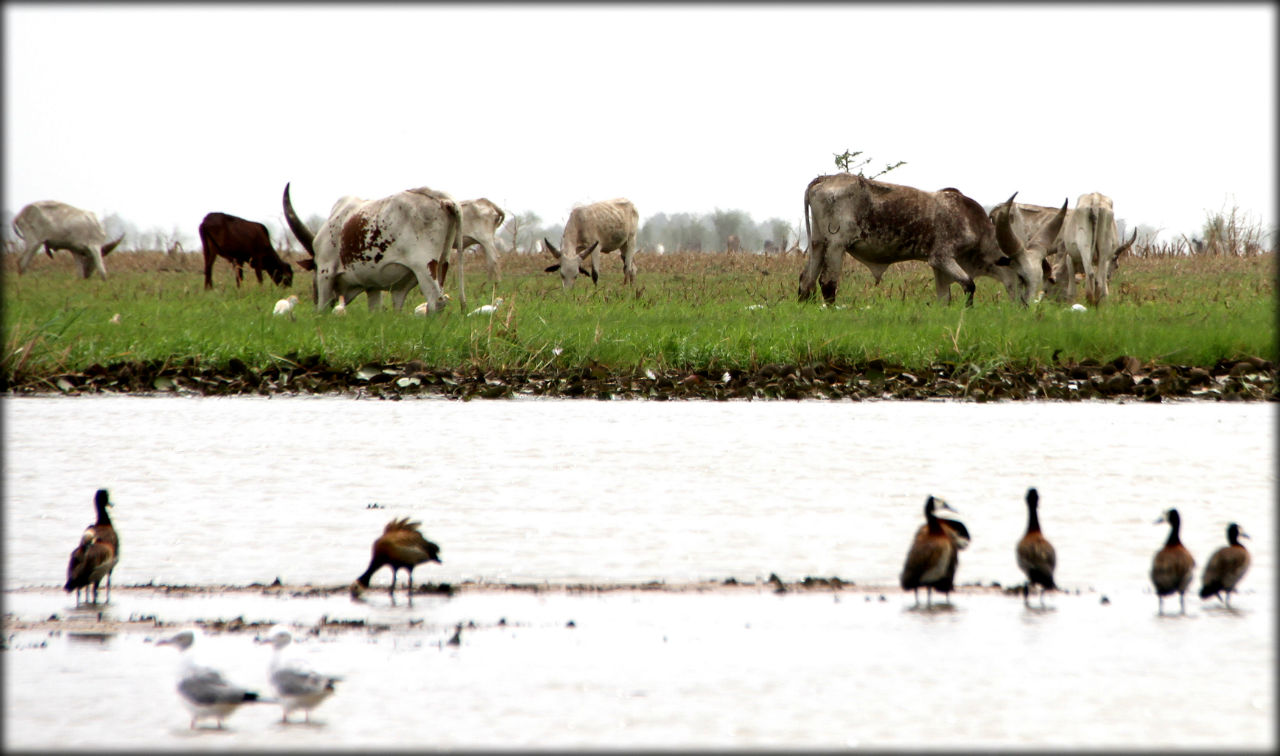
1041,257,1056,284
578,242,600,260
544,263,561,273
297,258,316,271
589,267,598,284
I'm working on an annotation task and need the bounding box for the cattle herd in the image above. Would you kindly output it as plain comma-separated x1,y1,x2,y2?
11,175,1137,310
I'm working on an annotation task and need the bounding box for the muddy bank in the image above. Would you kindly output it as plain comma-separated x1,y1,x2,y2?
4,355,1275,400
4,576,1048,638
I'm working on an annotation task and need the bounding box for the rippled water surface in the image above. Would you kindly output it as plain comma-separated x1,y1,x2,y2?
3,397,1274,749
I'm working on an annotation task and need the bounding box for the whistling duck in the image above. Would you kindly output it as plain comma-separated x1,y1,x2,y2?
158,629,265,730
900,496,960,607
351,517,443,598
1200,523,1250,608
1151,508,1196,615
915,501,971,550
64,489,119,604
1016,487,1057,607
259,626,341,724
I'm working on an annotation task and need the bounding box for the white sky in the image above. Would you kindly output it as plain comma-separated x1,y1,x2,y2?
4,4,1275,245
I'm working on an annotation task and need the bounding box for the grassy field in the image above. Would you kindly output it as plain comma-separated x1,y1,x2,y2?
2,248,1274,386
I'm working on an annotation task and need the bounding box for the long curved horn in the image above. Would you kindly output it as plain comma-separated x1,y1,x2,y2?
993,201,1026,259
281,183,316,258
101,234,125,257
1032,199,1070,250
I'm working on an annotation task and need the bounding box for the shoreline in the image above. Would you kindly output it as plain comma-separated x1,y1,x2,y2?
5,355,1275,401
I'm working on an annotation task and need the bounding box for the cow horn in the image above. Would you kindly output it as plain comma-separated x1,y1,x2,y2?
281,182,316,258
544,238,560,258
1115,227,1138,259
1032,199,1070,250
993,203,1025,258
578,241,599,260
101,234,125,257
1004,191,1019,206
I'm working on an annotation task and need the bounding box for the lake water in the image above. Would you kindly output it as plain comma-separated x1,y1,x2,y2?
2,396,1274,749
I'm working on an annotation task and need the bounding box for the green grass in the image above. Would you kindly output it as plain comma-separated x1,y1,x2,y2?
2,250,1274,381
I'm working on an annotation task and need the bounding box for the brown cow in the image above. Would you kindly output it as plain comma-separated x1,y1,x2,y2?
797,174,1024,306
199,212,294,290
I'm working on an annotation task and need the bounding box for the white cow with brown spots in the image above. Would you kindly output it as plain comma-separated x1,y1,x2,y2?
283,183,465,314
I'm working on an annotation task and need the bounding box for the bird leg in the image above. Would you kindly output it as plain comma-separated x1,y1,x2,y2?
1023,583,1030,607
1179,592,1186,615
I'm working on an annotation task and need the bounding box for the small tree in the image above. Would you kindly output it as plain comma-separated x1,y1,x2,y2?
833,149,906,179
501,211,541,254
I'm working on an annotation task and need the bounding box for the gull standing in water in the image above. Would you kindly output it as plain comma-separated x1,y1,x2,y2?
259,625,342,724
158,629,267,730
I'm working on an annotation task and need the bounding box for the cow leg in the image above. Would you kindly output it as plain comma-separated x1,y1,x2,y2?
17,239,45,273
203,251,217,289
620,241,637,285
410,264,448,314
254,266,265,285
367,289,385,312
482,242,501,283
932,256,975,306
817,245,845,304
797,243,823,301
234,264,245,288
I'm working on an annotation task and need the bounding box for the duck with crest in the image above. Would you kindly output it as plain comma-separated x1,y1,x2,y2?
1151,508,1195,615
900,496,962,607
1199,523,1250,608
64,489,119,604
351,517,442,599
1016,487,1057,607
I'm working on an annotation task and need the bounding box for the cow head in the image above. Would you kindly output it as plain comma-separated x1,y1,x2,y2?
544,238,599,290
267,258,294,288
992,195,1068,305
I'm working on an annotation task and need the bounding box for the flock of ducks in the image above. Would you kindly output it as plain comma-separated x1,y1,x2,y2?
900,488,1252,615
61,487,1252,730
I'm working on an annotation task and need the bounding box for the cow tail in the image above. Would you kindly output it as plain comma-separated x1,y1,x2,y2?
448,200,466,312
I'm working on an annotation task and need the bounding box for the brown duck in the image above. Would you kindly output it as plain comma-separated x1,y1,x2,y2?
351,517,442,598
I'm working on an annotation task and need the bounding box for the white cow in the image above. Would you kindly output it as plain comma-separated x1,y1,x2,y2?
1047,192,1137,305
989,194,1069,303
13,200,123,280
544,198,639,290
452,198,505,283
283,183,465,314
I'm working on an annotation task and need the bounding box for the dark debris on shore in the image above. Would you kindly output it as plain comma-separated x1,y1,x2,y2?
4,354,1275,401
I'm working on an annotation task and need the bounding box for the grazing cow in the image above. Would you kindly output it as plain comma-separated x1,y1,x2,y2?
726,234,742,253
763,239,779,255
198,212,294,290
988,194,1069,303
282,183,465,314
797,174,1025,306
13,201,123,280
1045,192,1137,305
455,198,505,283
544,198,639,290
